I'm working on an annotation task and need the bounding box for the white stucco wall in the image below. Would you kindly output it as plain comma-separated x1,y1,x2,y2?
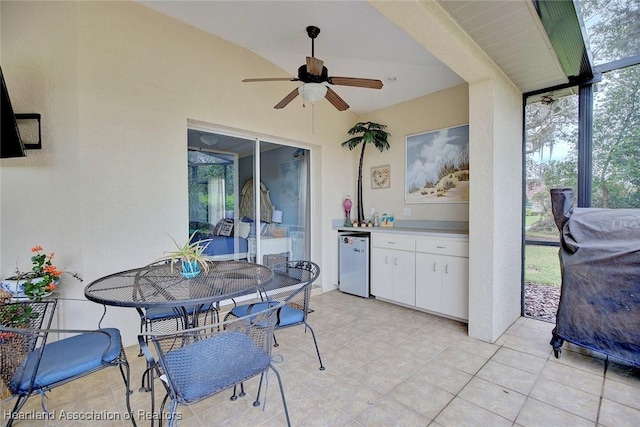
467,77,523,342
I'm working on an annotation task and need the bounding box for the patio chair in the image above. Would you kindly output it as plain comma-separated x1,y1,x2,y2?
136,303,219,391
139,298,293,427
0,300,136,427
136,260,219,391
224,260,324,371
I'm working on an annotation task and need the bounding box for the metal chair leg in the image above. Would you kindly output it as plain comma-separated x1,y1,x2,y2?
270,365,291,427
6,395,30,427
253,373,265,407
140,366,153,392
117,359,137,426
230,382,246,401
304,321,325,370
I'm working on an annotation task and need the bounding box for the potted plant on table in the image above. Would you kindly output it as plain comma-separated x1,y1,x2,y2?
156,232,212,278
0,246,82,301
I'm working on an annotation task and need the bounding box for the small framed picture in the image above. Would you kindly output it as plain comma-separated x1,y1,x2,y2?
371,165,390,189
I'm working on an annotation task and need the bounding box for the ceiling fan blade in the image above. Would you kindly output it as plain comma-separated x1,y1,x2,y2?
328,76,383,89
274,88,300,109
242,77,298,82
306,56,324,76
325,87,349,111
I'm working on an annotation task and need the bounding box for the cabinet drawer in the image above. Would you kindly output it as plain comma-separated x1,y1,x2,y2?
416,238,468,257
372,234,415,251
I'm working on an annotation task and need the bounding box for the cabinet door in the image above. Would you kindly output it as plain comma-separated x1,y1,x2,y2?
392,250,416,306
371,248,393,300
441,256,469,320
415,252,442,312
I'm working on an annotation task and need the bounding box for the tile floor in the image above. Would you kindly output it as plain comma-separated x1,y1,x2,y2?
2,290,639,426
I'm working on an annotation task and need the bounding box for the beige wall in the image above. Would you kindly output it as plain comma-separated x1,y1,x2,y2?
372,0,523,342
361,84,469,222
1,0,524,344
0,1,356,343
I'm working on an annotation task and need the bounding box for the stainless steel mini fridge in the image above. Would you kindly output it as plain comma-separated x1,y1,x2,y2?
338,232,370,297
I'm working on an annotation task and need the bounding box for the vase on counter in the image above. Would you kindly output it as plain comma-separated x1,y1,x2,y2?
343,196,353,227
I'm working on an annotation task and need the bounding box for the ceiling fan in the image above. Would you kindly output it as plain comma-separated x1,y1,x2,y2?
242,26,383,111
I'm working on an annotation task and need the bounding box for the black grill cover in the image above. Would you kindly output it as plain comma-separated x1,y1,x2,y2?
551,188,640,366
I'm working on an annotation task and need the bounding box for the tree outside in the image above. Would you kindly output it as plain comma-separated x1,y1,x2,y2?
524,0,639,321
188,159,235,225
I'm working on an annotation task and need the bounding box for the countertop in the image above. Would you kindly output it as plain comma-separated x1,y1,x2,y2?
335,226,468,239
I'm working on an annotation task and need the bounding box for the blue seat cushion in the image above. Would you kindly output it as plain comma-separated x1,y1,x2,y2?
11,328,123,394
230,302,304,327
163,331,270,403
145,304,213,321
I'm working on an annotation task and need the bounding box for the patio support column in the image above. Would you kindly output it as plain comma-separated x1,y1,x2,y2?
467,77,523,342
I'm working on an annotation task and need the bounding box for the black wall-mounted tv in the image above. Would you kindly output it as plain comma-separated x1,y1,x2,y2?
1,66,26,158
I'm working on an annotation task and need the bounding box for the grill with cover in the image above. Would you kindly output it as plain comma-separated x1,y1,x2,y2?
550,188,640,366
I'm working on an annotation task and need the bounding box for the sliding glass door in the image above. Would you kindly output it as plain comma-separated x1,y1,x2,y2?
258,140,310,265
187,128,309,264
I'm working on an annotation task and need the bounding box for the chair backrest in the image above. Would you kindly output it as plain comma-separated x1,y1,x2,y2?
0,327,48,398
142,296,294,405
0,300,57,398
262,260,320,321
0,299,57,330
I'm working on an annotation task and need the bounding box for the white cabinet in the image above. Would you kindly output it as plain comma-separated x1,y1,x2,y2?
415,238,469,320
371,235,415,306
441,256,469,319
354,229,468,321
415,252,441,313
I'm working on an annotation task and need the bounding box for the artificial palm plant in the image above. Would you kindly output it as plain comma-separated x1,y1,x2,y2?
156,232,212,276
341,121,390,223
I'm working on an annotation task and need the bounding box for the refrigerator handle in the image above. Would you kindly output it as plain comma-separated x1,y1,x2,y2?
394,257,398,266
433,263,437,272
385,255,389,264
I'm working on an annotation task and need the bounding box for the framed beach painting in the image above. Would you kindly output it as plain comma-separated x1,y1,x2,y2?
405,124,469,203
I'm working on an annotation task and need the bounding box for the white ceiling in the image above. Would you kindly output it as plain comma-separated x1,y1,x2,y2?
139,0,568,115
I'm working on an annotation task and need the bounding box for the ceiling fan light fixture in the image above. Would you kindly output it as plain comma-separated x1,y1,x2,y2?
298,83,327,103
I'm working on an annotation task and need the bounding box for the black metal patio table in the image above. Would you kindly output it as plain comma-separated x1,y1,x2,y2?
84,260,273,425
84,260,274,325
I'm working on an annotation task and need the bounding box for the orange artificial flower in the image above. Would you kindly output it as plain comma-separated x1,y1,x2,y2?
20,246,80,299
43,265,63,277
